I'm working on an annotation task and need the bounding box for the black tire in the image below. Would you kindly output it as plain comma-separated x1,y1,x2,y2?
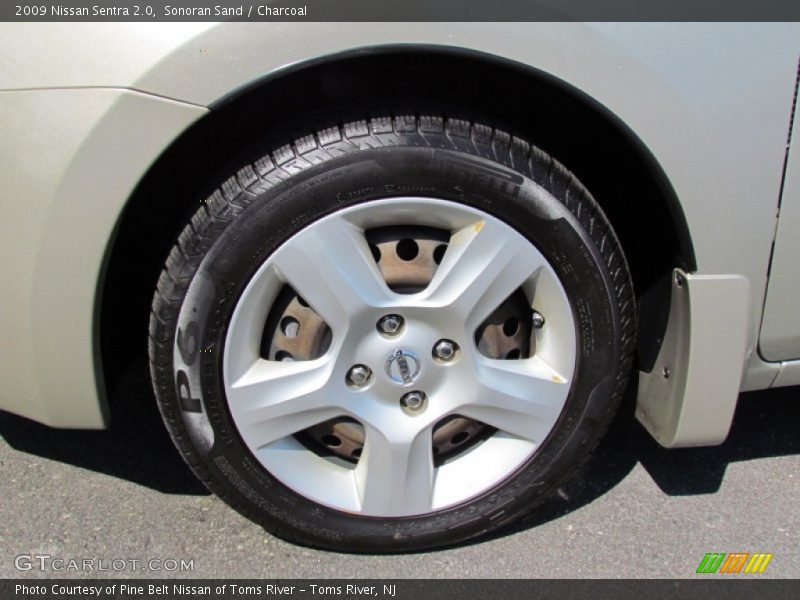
148,115,635,552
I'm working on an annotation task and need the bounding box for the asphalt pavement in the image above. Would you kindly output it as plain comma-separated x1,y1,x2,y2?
1,361,798,579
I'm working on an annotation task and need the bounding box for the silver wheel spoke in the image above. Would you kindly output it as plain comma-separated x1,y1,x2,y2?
229,358,341,448
224,197,578,516
461,357,570,443
270,215,392,330
425,219,544,327
355,423,435,516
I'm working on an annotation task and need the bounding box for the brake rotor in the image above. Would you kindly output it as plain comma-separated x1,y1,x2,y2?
264,226,533,463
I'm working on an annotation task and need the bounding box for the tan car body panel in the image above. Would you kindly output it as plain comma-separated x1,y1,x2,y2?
0,23,798,435
0,88,206,427
760,97,800,361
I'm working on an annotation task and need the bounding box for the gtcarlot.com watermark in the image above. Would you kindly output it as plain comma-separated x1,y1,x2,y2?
14,554,194,573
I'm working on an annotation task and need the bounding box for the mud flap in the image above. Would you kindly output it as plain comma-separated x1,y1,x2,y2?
636,269,750,447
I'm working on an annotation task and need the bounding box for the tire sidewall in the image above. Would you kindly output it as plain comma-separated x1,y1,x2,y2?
162,145,621,551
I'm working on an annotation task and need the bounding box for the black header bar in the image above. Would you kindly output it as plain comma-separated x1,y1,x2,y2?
3,1,800,22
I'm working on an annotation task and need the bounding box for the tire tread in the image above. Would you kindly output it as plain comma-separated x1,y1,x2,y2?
149,114,636,551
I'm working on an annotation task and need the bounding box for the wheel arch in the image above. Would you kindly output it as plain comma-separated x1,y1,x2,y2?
99,45,695,408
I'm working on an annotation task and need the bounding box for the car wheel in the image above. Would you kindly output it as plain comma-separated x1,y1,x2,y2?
149,115,635,551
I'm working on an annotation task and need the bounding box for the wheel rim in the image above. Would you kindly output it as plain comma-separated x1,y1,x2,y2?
223,197,577,517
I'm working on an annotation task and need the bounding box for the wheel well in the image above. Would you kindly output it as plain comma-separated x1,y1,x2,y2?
100,46,694,404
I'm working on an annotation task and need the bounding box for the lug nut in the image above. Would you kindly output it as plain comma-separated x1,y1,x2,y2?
400,391,426,411
433,339,458,361
377,314,404,335
347,365,372,387
532,311,545,329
